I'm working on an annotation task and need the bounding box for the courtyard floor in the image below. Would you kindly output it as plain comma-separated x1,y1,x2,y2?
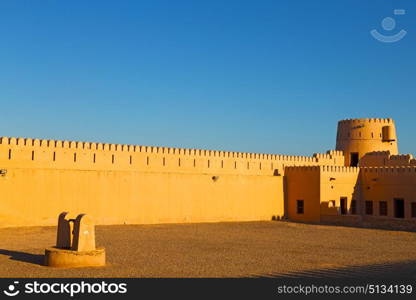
0,221,416,278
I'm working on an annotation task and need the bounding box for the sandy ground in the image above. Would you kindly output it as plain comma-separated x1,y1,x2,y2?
0,221,416,278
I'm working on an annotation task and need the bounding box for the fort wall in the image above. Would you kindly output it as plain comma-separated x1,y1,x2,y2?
285,166,321,222
360,166,416,219
360,151,416,167
285,166,360,222
0,167,283,227
319,166,360,217
0,136,344,227
0,116,413,229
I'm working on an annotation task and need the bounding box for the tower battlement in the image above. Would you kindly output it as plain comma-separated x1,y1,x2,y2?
338,118,394,124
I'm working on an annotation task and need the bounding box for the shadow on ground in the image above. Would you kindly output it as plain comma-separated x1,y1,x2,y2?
0,249,44,266
253,260,416,280
280,219,416,233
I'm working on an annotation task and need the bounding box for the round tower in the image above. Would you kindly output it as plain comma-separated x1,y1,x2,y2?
336,118,398,166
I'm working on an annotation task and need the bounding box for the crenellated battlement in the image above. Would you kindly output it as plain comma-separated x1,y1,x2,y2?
285,166,320,172
364,151,391,156
0,136,347,162
285,165,361,186
361,166,416,181
1,135,343,176
390,154,413,161
338,118,394,124
359,151,416,167
321,165,359,173
0,136,320,160
361,166,416,173
360,166,416,187
0,135,351,167
285,165,359,173
326,150,343,156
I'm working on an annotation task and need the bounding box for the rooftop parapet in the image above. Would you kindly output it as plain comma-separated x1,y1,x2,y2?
390,154,413,160
361,166,416,173
285,165,321,172
360,151,415,167
321,165,359,173
365,151,391,156
285,165,359,173
0,136,320,162
326,150,344,156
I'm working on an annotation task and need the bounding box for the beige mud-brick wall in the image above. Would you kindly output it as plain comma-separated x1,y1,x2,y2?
387,154,416,166
285,166,359,222
0,137,304,227
285,166,321,222
360,166,416,220
359,151,391,167
313,150,345,166
319,166,360,216
0,136,346,227
0,168,283,227
360,152,416,167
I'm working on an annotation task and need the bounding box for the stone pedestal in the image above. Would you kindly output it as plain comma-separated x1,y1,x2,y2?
45,212,105,268
44,247,106,268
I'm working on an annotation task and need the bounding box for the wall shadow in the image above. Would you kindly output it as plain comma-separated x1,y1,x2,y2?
0,249,44,266
252,260,416,280
282,218,416,233
318,219,416,233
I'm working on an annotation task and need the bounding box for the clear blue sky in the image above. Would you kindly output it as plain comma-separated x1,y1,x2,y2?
0,0,415,155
